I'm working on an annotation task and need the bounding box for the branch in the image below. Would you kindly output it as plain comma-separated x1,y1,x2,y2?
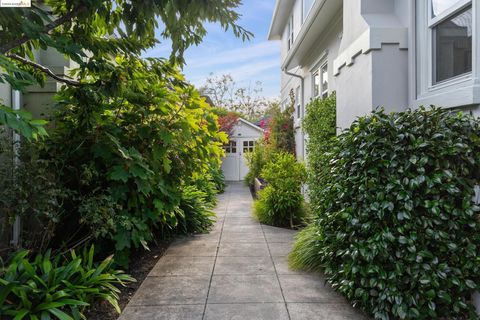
6,53,81,86
0,6,84,54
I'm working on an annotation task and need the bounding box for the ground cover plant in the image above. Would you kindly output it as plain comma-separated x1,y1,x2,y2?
253,152,307,228
291,106,480,319
0,246,134,319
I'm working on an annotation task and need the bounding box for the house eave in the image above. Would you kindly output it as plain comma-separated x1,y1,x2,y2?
281,0,342,71
268,0,295,40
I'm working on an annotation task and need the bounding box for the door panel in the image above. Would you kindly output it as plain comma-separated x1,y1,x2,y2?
221,140,240,181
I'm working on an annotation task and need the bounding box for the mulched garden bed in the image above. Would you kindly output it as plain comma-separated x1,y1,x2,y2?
84,239,171,320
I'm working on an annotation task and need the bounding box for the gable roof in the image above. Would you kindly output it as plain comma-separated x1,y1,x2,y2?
237,118,264,132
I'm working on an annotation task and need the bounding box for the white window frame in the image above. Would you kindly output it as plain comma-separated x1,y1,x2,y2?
429,0,472,85
303,0,315,23
413,0,479,108
312,60,328,99
287,14,294,51
320,62,329,98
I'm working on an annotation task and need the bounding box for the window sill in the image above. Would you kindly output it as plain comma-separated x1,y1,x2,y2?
413,82,480,108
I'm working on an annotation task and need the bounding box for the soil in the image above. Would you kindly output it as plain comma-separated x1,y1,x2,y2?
84,239,171,320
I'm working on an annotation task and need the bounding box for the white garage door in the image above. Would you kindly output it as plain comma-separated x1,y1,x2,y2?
221,139,256,181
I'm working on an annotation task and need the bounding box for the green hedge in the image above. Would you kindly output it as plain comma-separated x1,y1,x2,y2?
302,93,336,204
289,94,336,270
292,106,480,319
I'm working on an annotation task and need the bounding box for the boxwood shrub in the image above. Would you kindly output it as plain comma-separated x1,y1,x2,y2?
301,107,480,319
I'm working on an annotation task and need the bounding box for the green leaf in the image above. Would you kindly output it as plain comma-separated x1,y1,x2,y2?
48,308,73,320
109,165,129,182
465,279,476,289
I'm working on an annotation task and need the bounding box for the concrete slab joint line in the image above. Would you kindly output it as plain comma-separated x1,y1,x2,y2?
119,182,367,320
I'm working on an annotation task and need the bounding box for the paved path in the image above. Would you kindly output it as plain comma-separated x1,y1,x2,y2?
119,182,366,320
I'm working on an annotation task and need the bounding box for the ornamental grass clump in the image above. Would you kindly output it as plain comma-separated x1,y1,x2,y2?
297,107,480,319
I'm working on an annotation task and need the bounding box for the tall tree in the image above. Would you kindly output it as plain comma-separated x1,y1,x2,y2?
199,73,270,121
0,0,252,137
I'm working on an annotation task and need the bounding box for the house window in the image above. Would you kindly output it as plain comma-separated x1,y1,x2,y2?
224,141,236,154
320,62,329,98
295,86,301,118
428,0,473,84
287,14,294,50
414,0,477,106
313,61,328,99
303,0,315,22
243,140,255,153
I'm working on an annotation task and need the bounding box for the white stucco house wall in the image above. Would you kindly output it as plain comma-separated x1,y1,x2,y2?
269,0,479,160
221,118,264,181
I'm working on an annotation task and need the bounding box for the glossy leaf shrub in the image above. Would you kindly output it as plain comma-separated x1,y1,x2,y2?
305,107,480,319
253,152,307,228
0,246,134,319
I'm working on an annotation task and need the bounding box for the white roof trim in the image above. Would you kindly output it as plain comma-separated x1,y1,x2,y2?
237,118,264,132
268,0,295,40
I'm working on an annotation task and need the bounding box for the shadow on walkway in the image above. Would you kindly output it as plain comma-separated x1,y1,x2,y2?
119,182,367,320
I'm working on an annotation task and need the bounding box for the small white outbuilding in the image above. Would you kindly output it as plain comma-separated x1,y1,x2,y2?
221,118,264,181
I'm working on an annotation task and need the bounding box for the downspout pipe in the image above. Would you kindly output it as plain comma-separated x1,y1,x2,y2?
282,67,305,159
11,90,21,248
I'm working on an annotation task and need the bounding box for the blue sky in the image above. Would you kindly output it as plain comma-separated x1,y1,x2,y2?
144,0,280,99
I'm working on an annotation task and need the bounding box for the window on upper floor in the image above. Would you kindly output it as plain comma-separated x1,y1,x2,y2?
431,0,472,83
313,61,328,99
303,0,315,22
287,14,294,50
414,0,475,106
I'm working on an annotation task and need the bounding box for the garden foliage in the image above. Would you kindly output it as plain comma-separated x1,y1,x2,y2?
0,246,134,319
289,94,336,272
0,0,245,315
294,107,480,319
244,138,272,187
253,152,307,228
40,57,226,266
267,93,295,154
177,186,216,234
301,93,337,203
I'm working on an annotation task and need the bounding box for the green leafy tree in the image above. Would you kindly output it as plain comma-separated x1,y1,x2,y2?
0,0,252,137
42,57,227,265
199,73,270,121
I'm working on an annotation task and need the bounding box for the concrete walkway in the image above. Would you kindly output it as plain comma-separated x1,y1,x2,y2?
119,183,366,320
